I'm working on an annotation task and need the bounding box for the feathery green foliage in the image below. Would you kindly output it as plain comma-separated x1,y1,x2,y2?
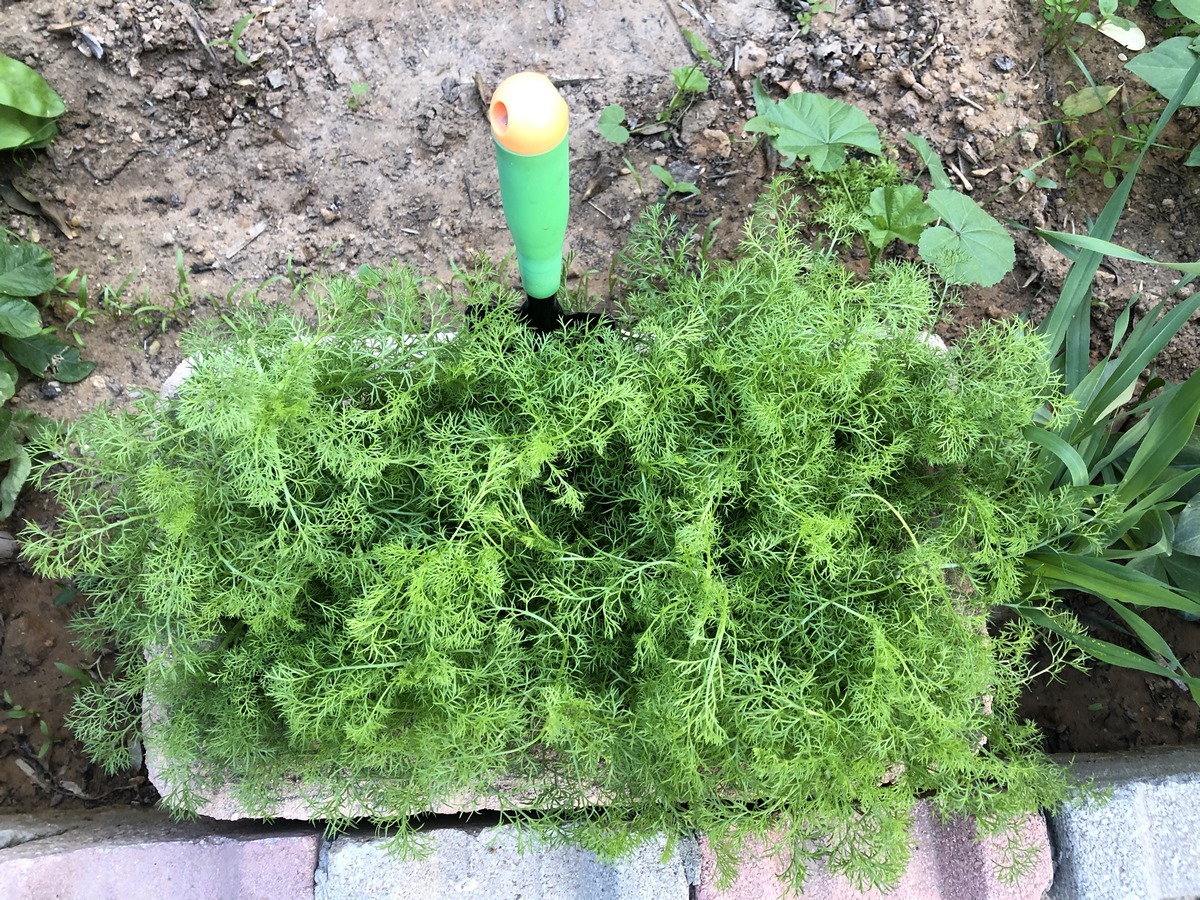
25,184,1075,890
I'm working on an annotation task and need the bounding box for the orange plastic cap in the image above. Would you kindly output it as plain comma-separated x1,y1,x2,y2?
489,72,569,155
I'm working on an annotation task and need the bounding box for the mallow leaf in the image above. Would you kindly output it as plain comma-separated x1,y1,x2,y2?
745,81,881,171
597,105,630,144
864,185,937,251
918,189,1015,287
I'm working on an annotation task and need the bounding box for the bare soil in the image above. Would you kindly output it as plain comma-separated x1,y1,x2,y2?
1,0,1198,813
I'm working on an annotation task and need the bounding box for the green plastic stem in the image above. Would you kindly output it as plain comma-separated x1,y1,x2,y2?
493,134,569,299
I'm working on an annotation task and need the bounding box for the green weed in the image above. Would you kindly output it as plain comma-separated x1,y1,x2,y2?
347,82,370,111
207,13,262,68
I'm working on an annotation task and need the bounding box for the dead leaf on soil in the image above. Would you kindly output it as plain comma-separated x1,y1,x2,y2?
0,182,77,239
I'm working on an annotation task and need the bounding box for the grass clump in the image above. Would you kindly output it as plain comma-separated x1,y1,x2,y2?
24,182,1075,890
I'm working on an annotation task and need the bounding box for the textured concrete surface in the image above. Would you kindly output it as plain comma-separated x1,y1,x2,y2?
1048,747,1200,900
0,807,321,900
313,824,694,899
695,803,1053,900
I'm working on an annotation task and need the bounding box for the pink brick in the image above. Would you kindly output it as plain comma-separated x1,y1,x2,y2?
696,803,1052,900
0,808,320,900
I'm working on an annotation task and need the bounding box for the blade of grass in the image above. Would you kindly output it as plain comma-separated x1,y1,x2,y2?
1116,372,1200,505
1025,424,1091,488
1082,294,1200,427
1025,550,1200,615
1036,54,1200,391
1011,603,1200,701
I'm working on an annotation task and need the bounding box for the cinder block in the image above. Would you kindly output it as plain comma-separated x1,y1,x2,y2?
1048,747,1200,900
695,802,1052,900
0,807,320,900
313,824,692,900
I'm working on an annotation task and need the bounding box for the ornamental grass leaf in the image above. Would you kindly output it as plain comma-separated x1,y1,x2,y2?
745,81,882,171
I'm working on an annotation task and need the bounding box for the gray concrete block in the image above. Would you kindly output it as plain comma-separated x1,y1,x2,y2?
1048,747,1200,900
0,807,321,900
314,824,691,900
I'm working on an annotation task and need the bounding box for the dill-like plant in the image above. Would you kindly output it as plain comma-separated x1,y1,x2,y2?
24,182,1075,891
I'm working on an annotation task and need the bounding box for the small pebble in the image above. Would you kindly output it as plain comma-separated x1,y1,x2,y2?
993,55,1016,73
868,6,897,29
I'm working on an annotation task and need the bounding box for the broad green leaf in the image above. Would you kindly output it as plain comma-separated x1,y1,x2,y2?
0,54,66,119
1164,552,1200,590
648,164,699,196
0,241,55,298
0,443,29,519
863,185,936,250
917,189,1014,287
597,105,629,144
1079,293,1200,431
54,662,96,686
54,349,95,383
1,332,94,380
904,134,952,191
0,109,58,152
745,82,882,172
0,297,43,339
672,66,709,94
1028,551,1200,614
1177,495,1200,556
1101,596,1187,673
1169,0,1200,23
1187,142,1200,166
1126,37,1200,106
1027,554,1200,624
1060,84,1120,118
0,354,16,404
683,28,717,64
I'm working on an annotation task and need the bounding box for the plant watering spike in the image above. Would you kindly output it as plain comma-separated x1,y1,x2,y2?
489,72,570,320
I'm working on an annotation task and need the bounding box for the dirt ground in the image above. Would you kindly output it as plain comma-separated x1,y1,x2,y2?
2,0,1198,813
